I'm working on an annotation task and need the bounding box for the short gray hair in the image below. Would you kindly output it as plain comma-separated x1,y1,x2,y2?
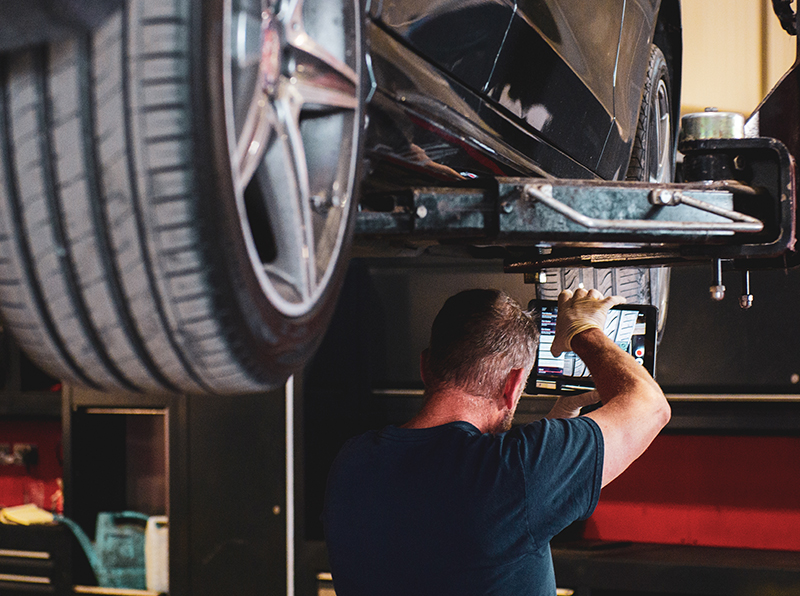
426,289,538,397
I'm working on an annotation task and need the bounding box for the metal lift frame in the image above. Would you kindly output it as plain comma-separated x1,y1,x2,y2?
356,136,796,271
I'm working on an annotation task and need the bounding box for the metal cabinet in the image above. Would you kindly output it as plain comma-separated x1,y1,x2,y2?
63,387,288,596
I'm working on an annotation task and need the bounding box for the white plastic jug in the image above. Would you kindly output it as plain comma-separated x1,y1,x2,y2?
145,516,169,593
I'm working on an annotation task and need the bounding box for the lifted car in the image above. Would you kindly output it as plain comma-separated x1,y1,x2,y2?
0,0,788,396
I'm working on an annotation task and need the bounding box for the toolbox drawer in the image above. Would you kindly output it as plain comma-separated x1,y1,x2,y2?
0,522,95,594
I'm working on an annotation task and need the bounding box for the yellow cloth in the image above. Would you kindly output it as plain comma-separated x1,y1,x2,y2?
0,503,55,525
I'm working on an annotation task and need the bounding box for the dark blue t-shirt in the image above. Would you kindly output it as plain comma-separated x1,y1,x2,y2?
323,416,604,596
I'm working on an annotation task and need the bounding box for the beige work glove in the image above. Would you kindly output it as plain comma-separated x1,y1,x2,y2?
550,288,626,357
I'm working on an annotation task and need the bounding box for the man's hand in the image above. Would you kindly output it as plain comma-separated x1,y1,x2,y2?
545,390,600,419
550,288,626,357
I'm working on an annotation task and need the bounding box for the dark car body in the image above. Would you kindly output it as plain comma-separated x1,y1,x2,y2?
362,0,681,188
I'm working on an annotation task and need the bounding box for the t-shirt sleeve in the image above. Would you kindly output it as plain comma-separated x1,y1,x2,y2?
516,416,604,546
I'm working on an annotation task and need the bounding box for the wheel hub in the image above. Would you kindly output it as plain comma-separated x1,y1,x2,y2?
260,11,281,96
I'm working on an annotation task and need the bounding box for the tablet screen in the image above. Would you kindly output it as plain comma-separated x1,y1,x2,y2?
528,300,657,394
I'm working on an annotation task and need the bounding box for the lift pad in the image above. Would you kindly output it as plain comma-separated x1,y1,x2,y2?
355,137,795,271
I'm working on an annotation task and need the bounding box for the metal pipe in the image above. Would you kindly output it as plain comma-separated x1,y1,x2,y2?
525,184,764,233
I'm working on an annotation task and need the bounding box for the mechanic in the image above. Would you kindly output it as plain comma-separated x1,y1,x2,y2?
323,287,670,595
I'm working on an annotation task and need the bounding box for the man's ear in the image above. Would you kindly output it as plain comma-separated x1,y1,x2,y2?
420,349,430,387
502,368,526,411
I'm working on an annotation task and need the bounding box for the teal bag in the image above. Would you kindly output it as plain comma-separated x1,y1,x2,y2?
58,511,149,590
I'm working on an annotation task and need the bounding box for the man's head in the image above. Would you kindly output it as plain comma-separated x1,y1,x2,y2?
423,289,538,405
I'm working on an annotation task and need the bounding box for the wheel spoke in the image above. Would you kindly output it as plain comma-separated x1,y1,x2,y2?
653,79,672,184
291,78,359,111
232,9,263,70
260,83,316,301
282,0,358,110
235,88,275,193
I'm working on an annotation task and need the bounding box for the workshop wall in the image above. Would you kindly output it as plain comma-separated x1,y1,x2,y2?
657,263,800,392
585,265,800,550
315,258,800,394
0,418,62,511
681,0,796,116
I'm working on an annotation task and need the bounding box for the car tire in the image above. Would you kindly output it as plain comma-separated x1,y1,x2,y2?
537,44,674,336
0,0,365,394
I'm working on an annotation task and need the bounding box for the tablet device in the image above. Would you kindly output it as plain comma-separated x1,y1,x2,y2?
527,299,657,395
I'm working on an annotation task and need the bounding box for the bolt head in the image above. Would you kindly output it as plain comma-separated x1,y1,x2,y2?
710,285,726,301
416,205,428,219
651,189,674,205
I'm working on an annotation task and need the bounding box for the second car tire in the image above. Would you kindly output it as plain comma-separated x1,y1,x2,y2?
537,44,674,335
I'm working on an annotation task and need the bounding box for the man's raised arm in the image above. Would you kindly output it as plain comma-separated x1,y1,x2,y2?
551,288,670,487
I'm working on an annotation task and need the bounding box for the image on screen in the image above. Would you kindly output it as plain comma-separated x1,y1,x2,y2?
533,303,653,393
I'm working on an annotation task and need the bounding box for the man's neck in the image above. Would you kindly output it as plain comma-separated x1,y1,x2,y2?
401,388,502,433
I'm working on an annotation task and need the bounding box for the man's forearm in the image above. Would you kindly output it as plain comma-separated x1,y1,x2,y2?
571,327,670,486
570,328,662,406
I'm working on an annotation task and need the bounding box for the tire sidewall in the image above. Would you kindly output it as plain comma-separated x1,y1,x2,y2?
627,43,673,336
626,44,672,183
